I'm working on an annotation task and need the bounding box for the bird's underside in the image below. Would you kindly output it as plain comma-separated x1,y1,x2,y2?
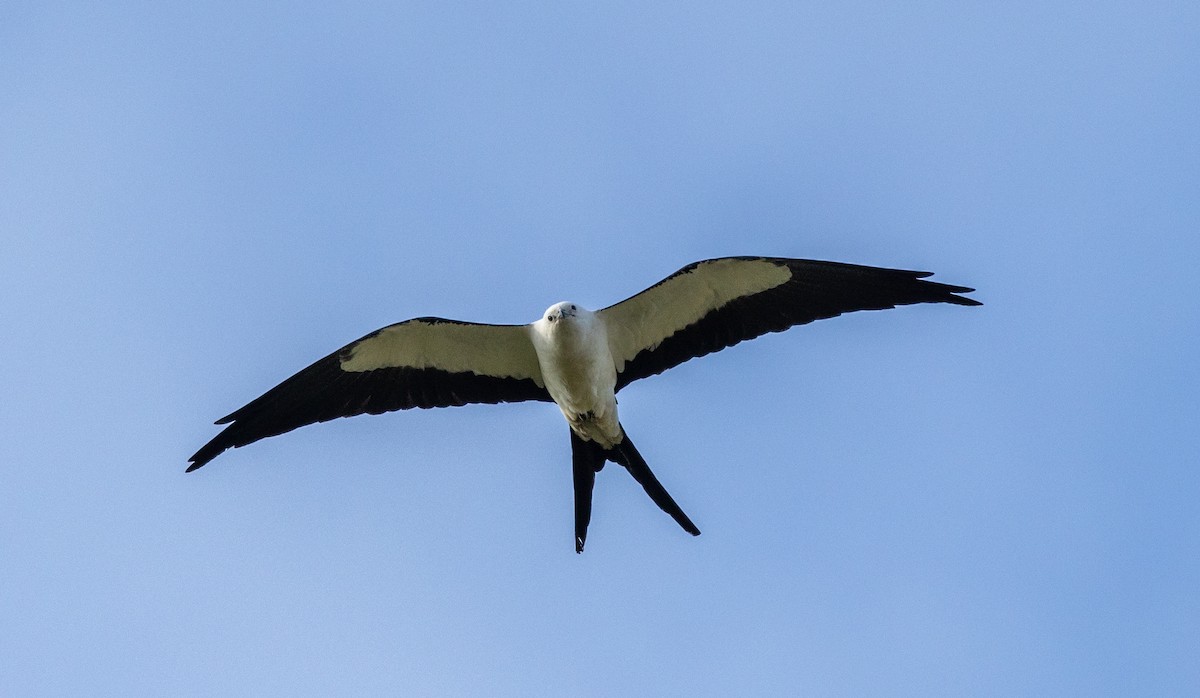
188,256,980,552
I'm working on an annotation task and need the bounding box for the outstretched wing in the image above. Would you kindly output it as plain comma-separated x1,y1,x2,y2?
600,256,980,391
188,318,550,471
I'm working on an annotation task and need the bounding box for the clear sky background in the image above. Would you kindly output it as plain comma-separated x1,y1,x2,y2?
2,1,1197,695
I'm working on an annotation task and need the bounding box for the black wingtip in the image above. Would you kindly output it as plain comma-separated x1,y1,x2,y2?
905,272,981,307
936,282,982,307
946,292,982,307
185,449,214,472
186,438,226,472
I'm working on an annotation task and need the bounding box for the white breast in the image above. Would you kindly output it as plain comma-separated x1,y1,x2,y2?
529,305,622,447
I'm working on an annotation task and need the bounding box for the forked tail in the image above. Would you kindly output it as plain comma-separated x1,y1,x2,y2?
570,425,701,553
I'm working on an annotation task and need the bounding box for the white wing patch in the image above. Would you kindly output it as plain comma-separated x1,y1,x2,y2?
601,258,792,372
340,320,545,386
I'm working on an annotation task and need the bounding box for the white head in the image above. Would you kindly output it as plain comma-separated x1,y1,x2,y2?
542,301,582,325
532,302,601,348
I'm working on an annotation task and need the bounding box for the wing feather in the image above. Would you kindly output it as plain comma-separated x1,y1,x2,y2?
601,257,980,390
188,318,549,471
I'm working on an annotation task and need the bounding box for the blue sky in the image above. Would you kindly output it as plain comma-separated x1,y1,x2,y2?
2,1,1197,695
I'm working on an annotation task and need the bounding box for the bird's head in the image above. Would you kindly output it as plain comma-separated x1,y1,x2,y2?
543,301,581,325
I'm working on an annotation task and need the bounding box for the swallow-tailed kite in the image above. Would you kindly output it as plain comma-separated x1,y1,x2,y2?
189,257,979,551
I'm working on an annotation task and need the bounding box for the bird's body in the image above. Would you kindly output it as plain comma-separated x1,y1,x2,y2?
530,303,622,449
189,256,980,552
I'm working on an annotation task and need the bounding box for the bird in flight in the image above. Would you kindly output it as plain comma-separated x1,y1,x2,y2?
189,256,979,552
